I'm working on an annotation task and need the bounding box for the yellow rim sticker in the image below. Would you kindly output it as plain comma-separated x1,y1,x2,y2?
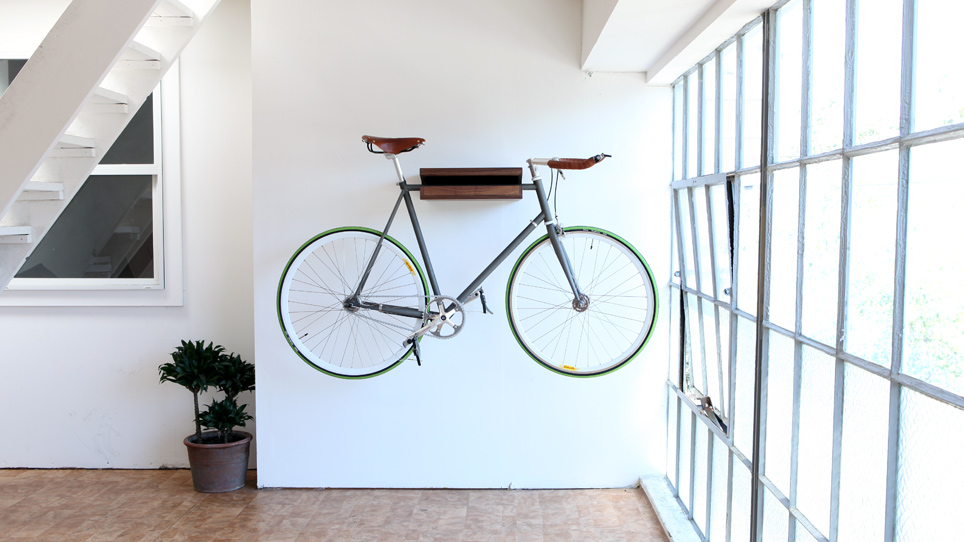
403,260,415,276
562,365,578,372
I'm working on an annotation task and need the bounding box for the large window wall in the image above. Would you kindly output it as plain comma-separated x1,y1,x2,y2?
667,1,964,540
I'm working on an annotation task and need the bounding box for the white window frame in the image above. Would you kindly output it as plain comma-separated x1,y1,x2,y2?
0,66,183,307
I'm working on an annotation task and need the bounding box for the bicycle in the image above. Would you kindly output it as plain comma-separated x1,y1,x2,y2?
277,135,658,379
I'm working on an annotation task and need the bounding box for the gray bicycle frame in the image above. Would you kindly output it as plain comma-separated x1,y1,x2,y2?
345,154,584,319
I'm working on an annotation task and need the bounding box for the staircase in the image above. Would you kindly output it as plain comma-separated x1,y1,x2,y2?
0,0,221,291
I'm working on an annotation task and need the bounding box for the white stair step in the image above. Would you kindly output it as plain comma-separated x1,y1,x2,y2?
116,41,162,70
19,182,65,201
147,0,196,26
89,87,130,114
0,226,32,244
50,135,96,158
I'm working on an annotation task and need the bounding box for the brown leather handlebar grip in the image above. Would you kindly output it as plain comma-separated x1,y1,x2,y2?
547,154,610,170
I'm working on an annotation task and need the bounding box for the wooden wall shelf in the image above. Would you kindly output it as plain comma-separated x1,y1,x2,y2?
419,167,523,200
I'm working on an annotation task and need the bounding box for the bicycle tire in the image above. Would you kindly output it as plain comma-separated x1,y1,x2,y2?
277,227,428,378
506,227,658,377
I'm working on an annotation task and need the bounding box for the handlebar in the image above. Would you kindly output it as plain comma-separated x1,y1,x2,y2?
529,154,611,170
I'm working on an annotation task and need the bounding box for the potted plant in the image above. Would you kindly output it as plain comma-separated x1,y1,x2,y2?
158,340,255,492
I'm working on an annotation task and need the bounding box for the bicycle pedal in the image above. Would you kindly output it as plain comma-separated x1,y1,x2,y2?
406,338,423,366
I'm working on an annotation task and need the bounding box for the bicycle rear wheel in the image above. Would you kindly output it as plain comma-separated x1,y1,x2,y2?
506,227,658,377
277,227,428,378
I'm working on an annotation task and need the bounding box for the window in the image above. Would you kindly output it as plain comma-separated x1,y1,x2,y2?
0,66,183,306
667,0,964,540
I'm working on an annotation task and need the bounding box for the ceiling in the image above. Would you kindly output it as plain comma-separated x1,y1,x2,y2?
582,0,776,85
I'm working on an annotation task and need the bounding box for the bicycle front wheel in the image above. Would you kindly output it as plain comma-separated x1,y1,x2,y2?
277,227,428,378
506,227,658,377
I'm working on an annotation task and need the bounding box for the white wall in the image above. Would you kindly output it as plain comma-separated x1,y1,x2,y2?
0,0,253,468
253,0,672,488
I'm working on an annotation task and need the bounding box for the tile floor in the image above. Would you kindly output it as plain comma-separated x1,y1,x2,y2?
0,469,668,541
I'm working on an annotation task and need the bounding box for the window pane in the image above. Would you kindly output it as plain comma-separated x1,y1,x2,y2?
721,43,738,172
734,316,757,456
0,59,27,97
913,1,964,132
770,168,800,331
737,174,760,314
731,459,753,542
838,364,889,542
775,0,803,161
675,83,685,181
896,388,964,541
687,292,706,393
694,187,714,295
680,408,693,509
688,71,699,178
765,331,794,496
709,184,732,299
718,309,731,418
703,60,718,175
678,189,697,287
763,486,790,542
796,346,834,537
668,394,679,488
847,150,897,366
710,438,729,542
853,0,902,144
742,24,763,168
670,288,682,385
702,298,722,405
17,175,154,279
801,160,842,346
694,426,709,534
810,0,845,154
100,94,154,165
903,140,964,396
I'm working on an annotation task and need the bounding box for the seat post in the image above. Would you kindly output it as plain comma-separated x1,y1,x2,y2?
388,154,407,184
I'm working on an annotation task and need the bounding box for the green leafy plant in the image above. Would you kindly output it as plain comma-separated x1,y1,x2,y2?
159,340,255,444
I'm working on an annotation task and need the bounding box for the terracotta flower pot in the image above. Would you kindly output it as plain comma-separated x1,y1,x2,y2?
183,430,252,492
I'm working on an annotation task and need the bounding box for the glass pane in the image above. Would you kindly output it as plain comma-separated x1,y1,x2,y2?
765,331,794,496
810,0,845,154
796,346,834,537
853,0,902,144
694,187,714,295
801,160,842,346
17,175,154,279
688,71,700,178
895,388,964,541
687,293,706,393
702,298,722,405
742,24,763,168
100,94,154,165
763,486,790,542
737,174,760,314
694,425,709,534
668,394,679,488
675,83,685,181
734,316,757,456
770,168,800,331
731,459,752,542
721,43,738,173
903,140,964,396
709,184,732,299
670,287,682,385
776,0,803,161
838,364,889,542
710,437,729,542
678,189,697,287
0,59,27,98
718,309,731,418
703,60,718,175
680,407,693,509
847,150,898,366
912,1,964,132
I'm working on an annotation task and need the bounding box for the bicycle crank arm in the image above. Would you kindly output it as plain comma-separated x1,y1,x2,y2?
404,307,458,340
